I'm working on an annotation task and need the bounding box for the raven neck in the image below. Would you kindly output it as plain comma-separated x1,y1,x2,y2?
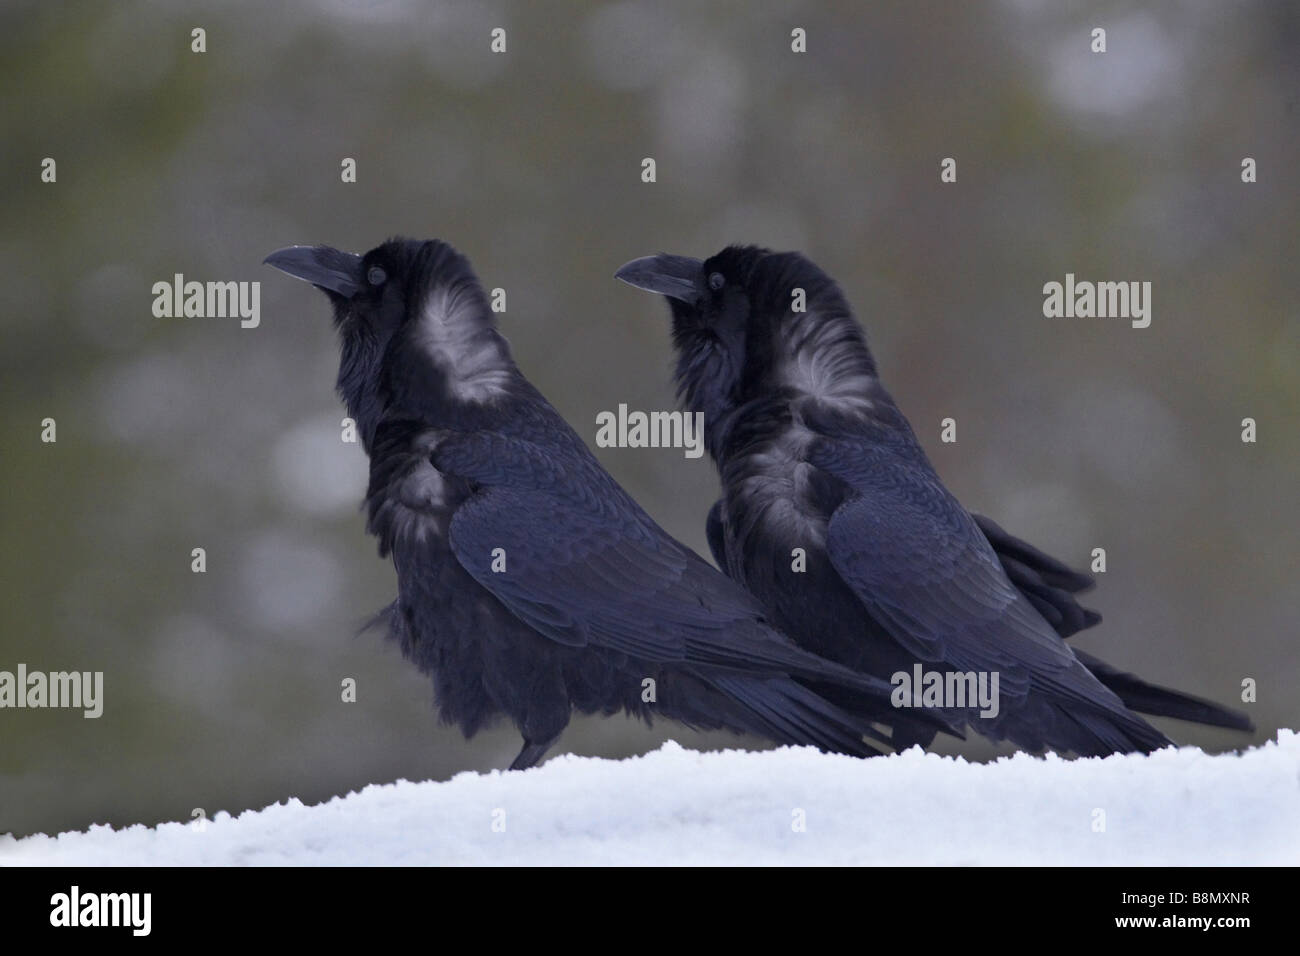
708,392,802,471
710,381,907,475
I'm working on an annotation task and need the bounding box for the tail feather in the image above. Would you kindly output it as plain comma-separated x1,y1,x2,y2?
708,674,886,758
1075,649,1255,732
973,513,1095,592
973,513,1101,638
1059,704,1173,756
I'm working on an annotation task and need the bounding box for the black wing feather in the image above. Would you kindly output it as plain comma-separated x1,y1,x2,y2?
807,434,1171,755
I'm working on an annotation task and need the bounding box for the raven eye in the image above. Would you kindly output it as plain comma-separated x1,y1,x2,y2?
367,266,387,286
708,272,725,291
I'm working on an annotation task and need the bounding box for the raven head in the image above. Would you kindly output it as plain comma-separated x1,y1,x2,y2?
616,245,880,455
265,238,513,447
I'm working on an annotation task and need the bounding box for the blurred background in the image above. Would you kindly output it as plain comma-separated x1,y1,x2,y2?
1,0,1296,839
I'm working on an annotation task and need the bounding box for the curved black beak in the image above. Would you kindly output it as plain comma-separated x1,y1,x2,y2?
263,245,364,298
614,254,704,305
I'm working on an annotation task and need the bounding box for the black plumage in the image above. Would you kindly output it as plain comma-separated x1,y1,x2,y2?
264,238,941,770
617,245,1253,756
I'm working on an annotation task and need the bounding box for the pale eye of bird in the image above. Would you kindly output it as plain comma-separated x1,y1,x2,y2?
708,272,725,291
367,266,387,286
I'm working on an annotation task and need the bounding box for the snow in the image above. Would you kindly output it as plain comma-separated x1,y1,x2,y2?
4,731,1298,866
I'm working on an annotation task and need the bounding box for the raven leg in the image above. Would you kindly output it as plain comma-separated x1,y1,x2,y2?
508,737,558,771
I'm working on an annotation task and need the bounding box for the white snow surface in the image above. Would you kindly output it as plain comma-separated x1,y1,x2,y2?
5,732,1298,866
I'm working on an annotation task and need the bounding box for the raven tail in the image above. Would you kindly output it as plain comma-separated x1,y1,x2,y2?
1074,649,1254,732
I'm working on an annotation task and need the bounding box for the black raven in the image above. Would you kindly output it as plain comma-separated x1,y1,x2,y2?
263,238,941,770
617,246,1253,756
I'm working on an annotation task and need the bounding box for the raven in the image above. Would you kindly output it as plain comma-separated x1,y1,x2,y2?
617,246,1253,756
263,238,941,770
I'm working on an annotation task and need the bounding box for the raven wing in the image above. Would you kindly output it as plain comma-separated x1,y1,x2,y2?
971,513,1101,638
715,489,1100,640
807,435,1169,751
432,431,899,695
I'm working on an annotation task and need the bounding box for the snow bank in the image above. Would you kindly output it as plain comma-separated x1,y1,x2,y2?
5,731,1297,866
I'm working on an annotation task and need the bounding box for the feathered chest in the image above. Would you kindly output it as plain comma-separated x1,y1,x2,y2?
364,428,467,558
719,425,834,565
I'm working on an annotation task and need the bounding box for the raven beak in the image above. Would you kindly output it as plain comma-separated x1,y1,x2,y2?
263,245,364,298
614,254,705,305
